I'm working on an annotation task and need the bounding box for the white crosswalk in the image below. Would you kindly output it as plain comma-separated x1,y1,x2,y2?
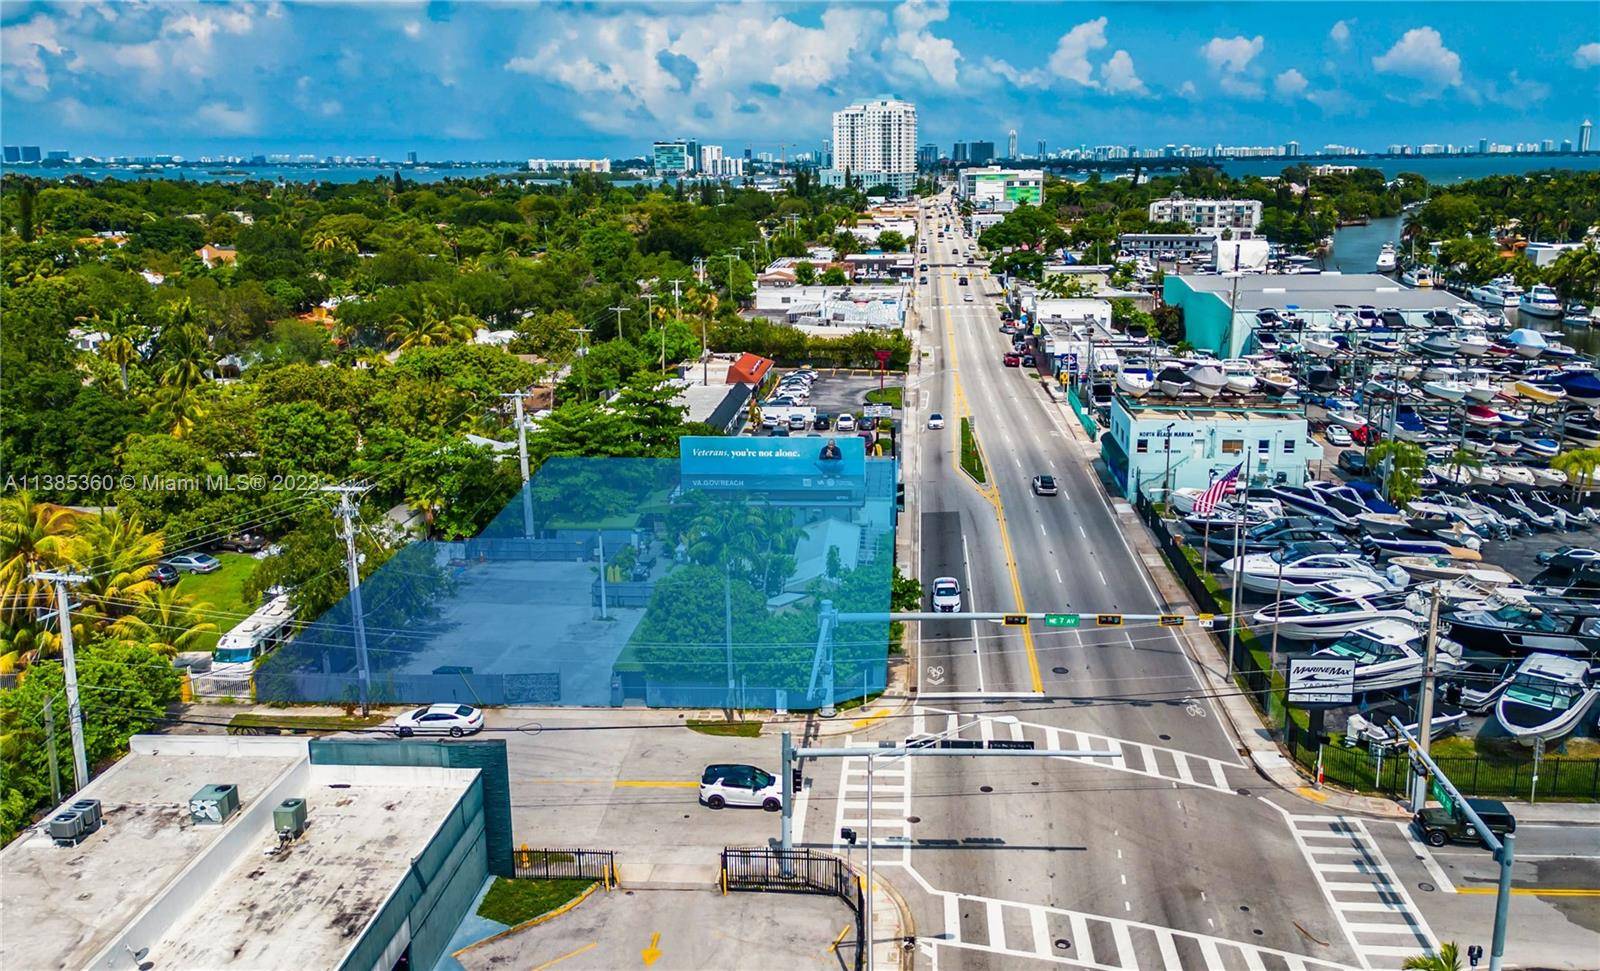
832,734,916,847
1281,814,1437,971
914,705,1242,794
933,890,1357,970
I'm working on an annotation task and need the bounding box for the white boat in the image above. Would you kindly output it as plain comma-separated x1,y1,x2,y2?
1116,364,1154,398
1494,653,1600,745
1312,621,1466,692
1495,466,1535,486
1154,365,1192,397
1220,359,1258,395
1505,330,1549,360
1252,580,1422,640
1518,284,1563,319
1302,334,1340,358
1375,242,1398,272
1167,487,1205,515
1463,372,1500,402
1400,264,1435,288
1422,379,1470,402
1531,467,1568,487
1387,555,1516,587
1467,465,1501,485
1469,277,1525,308
1259,370,1298,396
1219,545,1407,596
1456,331,1493,357
1187,362,1227,399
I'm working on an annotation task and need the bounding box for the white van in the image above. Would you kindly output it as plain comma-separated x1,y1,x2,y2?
211,595,296,677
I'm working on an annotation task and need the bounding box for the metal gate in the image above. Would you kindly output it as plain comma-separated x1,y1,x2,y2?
720,848,865,970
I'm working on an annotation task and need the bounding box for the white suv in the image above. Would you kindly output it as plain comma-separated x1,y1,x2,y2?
931,576,961,612
699,764,782,810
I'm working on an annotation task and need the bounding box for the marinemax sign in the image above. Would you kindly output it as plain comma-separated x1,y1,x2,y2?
1287,657,1356,706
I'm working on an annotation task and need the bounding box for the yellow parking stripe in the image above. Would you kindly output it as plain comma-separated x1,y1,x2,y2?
851,707,890,729
613,780,699,788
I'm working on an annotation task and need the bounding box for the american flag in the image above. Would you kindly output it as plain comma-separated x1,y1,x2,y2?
1193,463,1243,516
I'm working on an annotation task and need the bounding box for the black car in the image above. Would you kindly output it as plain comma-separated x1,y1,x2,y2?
859,416,877,431
813,413,832,431
1020,354,1035,367
1413,798,1515,847
957,276,968,285
149,563,180,587
1336,450,1368,475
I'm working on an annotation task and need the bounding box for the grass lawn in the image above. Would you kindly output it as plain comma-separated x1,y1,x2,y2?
686,719,763,737
175,553,258,651
475,877,595,926
959,417,987,484
864,386,903,409
227,712,389,735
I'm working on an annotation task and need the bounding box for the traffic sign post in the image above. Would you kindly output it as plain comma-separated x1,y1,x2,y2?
1044,613,1081,628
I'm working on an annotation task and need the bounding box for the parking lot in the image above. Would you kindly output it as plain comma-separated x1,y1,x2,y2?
747,370,903,441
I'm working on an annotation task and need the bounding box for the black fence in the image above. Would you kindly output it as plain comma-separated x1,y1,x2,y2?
513,847,617,884
721,847,866,970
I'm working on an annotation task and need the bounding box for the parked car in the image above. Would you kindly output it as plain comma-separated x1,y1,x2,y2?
931,576,962,612
218,532,265,553
859,416,877,431
814,413,832,431
1536,546,1600,567
164,552,221,574
1413,798,1515,847
1032,475,1059,496
920,276,928,284
1336,450,1368,475
836,414,857,432
963,293,974,302
772,423,790,437
699,764,781,811
958,276,968,285
760,413,779,430
1324,425,1353,447
927,413,946,430
149,563,180,587
1351,423,1382,446
1020,354,1034,367
393,703,484,737
1003,353,1021,367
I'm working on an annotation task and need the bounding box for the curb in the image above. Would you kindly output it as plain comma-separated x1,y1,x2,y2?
451,880,601,958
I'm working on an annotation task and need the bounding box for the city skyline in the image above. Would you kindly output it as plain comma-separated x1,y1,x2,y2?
2,2,1597,160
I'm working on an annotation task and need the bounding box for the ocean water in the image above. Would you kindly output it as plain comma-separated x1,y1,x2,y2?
1222,154,1600,183
4,163,542,184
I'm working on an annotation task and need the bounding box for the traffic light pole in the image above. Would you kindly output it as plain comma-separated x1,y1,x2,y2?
1389,717,1515,971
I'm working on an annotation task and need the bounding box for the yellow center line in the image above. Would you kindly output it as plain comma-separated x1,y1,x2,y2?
613,780,699,788
934,247,1044,694
530,941,598,971
1454,887,1600,897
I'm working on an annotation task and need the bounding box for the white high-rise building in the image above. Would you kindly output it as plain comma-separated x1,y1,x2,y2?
1582,119,1594,154
1007,129,1018,160
824,99,917,196
700,144,724,173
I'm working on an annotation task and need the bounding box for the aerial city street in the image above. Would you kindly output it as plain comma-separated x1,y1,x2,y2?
2,3,1599,970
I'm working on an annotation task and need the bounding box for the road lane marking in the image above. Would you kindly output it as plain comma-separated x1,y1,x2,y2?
1454,887,1600,896
1393,822,1455,892
850,708,890,729
530,942,598,971
613,780,698,788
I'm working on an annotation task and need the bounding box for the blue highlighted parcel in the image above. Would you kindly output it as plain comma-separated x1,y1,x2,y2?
257,436,896,710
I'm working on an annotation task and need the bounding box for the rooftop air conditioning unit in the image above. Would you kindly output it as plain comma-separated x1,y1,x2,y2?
70,798,103,835
273,798,307,840
189,783,240,825
47,808,86,845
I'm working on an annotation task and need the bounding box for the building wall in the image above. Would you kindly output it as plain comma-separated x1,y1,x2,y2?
830,100,917,195
1160,276,1235,356
959,168,1043,206
1106,398,1308,500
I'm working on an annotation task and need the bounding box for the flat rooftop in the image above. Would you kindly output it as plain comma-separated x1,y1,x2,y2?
1175,272,1462,311
0,736,476,970
1118,396,1306,422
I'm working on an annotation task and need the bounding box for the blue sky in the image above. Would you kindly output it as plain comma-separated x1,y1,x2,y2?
2,1,1597,159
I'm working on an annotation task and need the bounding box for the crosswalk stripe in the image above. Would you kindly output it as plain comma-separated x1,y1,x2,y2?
945,713,960,737
1198,936,1225,970
1346,923,1428,936
1241,944,1270,971
979,718,994,744
1360,945,1432,957
1210,759,1230,790
1323,882,1390,892
1111,921,1135,969
1174,753,1196,784
1069,914,1092,965
1338,902,1416,913
1009,719,1026,743
1030,906,1050,958
1156,929,1182,970
912,711,926,736
986,898,1006,951
1127,742,1155,775
1044,725,1061,749
945,894,961,944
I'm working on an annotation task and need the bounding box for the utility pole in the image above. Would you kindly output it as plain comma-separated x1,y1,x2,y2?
570,323,591,358
693,257,707,285
322,485,373,716
609,304,628,342
1269,540,1287,672
726,248,744,304
501,392,534,538
1413,581,1443,812
43,697,61,805
32,571,90,791
1161,422,1176,501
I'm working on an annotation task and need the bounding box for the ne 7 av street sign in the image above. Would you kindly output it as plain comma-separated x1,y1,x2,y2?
1044,613,1080,628
1287,658,1356,706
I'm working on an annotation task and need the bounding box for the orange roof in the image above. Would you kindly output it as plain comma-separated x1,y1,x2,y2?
726,352,774,385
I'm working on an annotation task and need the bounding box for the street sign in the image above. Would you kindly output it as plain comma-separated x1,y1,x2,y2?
863,404,894,419
1003,614,1029,627
1196,613,1216,629
1044,613,1081,628
1158,614,1184,628
1095,614,1123,627
1287,657,1356,706
987,739,1035,750
1430,776,1457,817
939,739,982,750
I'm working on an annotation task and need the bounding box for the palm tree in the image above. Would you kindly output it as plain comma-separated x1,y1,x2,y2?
1401,942,1463,971
386,299,478,350
150,384,206,438
108,588,218,656
1368,440,1428,506
158,300,214,392
1551,447,1600,510
311,231,356,255
1448,447,1482,485
0,491,75,627
81,309,145,392
68,511,164,620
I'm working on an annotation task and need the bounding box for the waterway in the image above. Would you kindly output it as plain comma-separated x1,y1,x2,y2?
1221,154,1600,183
1,163,568,185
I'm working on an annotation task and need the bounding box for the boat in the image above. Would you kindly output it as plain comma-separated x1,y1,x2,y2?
1219,543,1407,596
1465,404,1502,426
1550,370,1600,404
1510,379,1563,403
1495,466,1535,486
1518,284,1563,319
1456,331,1493,357
1301,334,1339,358
1252,581,1422,640
1531,466,1568,487
1443,599,1600,657
1259,371,1298,397
1345,702,1469,748
1504,329,1549,360
1495,407,1529,428
1418,334,1460,357
1220,359,1258,395
1494,653,1600,744
1468,277,1526,308
1116,364,1154,398
1516,434,1560,459
1154,365,1192,397
1563,304,1596,327
1375,242,1397,273
1400,264,1436,288
1468,465,1502,486
1422,379,1470,402
1388,555,1515,587
1463,373,1500,403
1268,485,1361,529
1199,516,1352,554
1313,621,1467,692
1186,362,1227,399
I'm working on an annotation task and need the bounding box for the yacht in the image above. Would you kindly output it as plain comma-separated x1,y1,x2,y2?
1444,600,1600,657
1518,284,1563,319
1387,555,1517,587
1503,330,1550,360
1115,362,1154,398
1200,516,1353,555
1154,365,1193,397
1311,621,1466,692
1400,264,1436,288
1375,242,1398,272
1219,544,1406,596
1417,334,1460,357
1253,580,1422,640
1258,370,1298,397
1469,277,1526,308
1421,378,1471,402
1494,653,1600,744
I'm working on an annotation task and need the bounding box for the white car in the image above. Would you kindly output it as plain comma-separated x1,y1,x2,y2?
927,413,946,430
1324,425,1353,447
699,763,782,810
393,703,484,737
836,413,857,432
931,576,962,612
963,293,974,302
164,552,222,574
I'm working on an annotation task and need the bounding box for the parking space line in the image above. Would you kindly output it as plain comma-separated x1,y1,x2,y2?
529,942,597,971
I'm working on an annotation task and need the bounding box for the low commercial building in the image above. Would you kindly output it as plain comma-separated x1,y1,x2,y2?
1101,396,1309,501
671,352,772,434
1117,232,1215,263
843,251,915,280
0,734,514,971
1162,272,1463,357
750,283,907,331
1147,192,1262,238
957,166,1044,207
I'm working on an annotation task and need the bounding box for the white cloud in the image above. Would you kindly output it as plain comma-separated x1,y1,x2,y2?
403,20,422,39
1100,50,1146,95
1575,42,1600,69
1220,75,1264,99
1046,17,1108,87
1274,68,1309,99
1329,20,1352,50
1,13,67,90
196,102,257,134
884,0,961,88
976,56,1048,89
1481,70,1550,107
1202,35,1263,74
1178,80,1199,99
1372,27,1461,94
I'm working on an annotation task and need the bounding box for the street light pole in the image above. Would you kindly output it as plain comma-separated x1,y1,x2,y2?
1162,421,1176,501
502,392,534,538
1413,581,1443,812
